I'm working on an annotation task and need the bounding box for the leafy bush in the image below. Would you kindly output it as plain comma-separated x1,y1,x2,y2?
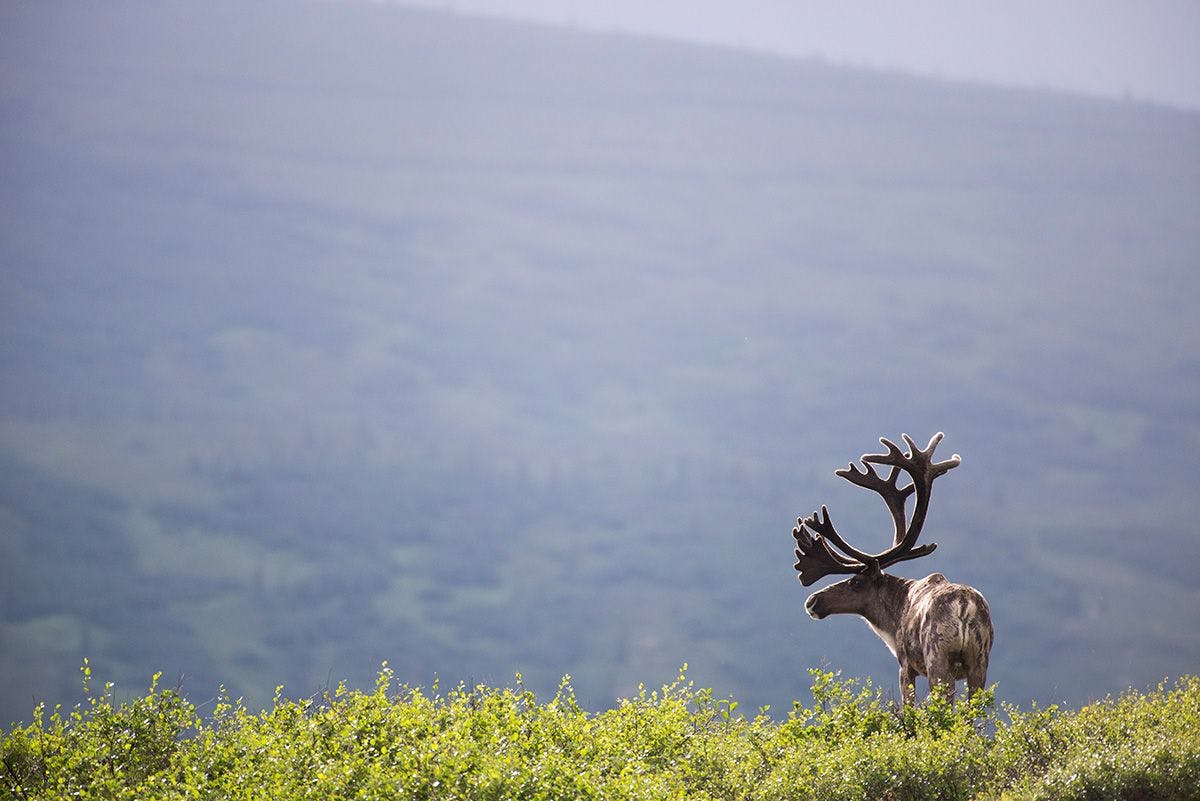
0,660,196,799
990,676,1200,801
2,664,1197,800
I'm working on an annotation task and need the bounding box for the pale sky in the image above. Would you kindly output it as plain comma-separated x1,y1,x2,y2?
393,0,1200,110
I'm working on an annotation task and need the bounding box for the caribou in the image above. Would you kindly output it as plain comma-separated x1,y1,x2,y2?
792,432,993,704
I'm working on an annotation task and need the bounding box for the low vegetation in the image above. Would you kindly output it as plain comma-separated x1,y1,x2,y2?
2,663,1197,800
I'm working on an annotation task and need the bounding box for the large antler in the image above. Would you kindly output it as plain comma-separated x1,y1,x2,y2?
861,432,960,562
792,432,960,585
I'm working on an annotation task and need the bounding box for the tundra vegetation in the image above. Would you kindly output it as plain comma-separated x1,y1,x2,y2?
2,664,1197,801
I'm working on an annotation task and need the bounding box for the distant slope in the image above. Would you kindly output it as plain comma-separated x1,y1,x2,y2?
1,0,1198,725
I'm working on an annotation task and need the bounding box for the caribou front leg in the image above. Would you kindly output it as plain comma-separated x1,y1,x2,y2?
899,664,918,706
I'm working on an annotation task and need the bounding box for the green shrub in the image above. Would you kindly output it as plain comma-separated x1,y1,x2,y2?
2,664,1197,800
0,660,195,799
990,675,1200,801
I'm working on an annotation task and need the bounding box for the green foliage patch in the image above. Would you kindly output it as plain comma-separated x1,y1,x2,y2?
2,664,1197,800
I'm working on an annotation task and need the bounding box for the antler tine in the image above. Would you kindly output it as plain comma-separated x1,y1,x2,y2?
868,432,961,479
792,511,863,586
835,459,915,547
793,517,861,569
802,505,876,565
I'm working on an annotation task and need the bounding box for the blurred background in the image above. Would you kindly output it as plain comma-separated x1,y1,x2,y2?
1,0,1198,725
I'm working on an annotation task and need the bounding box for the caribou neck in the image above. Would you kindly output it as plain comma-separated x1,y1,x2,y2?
858,574,914,656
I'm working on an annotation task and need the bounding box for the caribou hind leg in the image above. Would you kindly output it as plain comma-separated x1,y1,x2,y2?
966,652,989,699
924,647,960,703
926,671,957,703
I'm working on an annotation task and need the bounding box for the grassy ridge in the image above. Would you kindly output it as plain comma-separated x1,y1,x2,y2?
2,665,1196,800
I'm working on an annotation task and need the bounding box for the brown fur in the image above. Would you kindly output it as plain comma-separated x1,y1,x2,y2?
806,566,993,703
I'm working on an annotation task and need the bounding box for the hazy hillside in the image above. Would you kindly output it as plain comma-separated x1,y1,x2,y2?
1,0,1198,725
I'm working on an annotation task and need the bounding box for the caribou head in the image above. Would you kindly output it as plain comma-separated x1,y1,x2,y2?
793,432,993,703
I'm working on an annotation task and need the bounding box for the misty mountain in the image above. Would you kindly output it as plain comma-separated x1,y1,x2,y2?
1,0,1198,725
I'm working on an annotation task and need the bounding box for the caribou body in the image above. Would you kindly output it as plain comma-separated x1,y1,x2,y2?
793,433,994,703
